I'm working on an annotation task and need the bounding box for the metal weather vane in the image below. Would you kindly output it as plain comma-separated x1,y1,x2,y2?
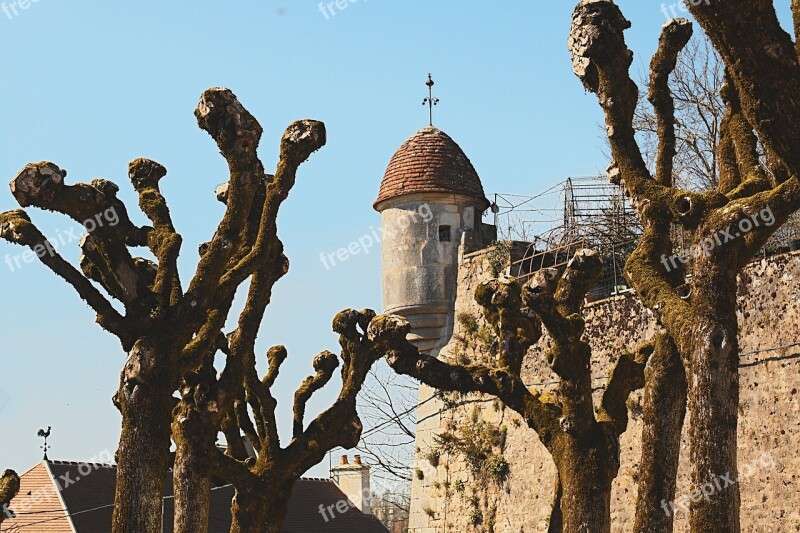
37,426,51,460
422,73,439,126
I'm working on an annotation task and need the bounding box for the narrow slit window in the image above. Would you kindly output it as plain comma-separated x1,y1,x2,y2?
438,225,451,242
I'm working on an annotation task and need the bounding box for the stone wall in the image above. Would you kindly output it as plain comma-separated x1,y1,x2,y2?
408,248,800,532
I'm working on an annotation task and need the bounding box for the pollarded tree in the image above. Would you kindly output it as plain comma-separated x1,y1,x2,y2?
569,2,800,531
195,308,394,533
0,469,20,526
372,249,653,532
0,88,333,532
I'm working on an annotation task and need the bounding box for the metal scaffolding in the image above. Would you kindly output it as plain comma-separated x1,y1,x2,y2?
492,176,800,302
493,176,641,300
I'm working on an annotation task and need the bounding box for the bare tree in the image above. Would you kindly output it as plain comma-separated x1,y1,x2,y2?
205,308,391,532
374,250,652,532
355,367,418,486
0,88,387,533
569,2,800,531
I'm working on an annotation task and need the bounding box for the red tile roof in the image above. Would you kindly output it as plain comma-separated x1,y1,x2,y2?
0,462,72,532
374,126,489,210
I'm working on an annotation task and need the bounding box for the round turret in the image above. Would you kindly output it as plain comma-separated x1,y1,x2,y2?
375,126,491,352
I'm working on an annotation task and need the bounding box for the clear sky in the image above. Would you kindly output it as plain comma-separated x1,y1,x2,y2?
0,0,793,479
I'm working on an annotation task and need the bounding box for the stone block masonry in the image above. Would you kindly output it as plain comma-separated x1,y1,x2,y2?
408,247,800,532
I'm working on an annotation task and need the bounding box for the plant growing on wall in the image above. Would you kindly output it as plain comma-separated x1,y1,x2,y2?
432,407,508,485
454,312,497,358
486,240,514,277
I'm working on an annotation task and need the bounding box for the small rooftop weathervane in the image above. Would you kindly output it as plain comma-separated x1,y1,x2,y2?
422,73,439,126
38,426,51,460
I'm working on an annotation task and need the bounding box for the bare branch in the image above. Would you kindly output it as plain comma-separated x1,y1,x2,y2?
129,158,183,304
210,446,258,488
553,248,603,315
370,314,560,445
10,162,143,241
182,88,267,320
521,252,601,435
234,398,262,453
281,309,380,476
216,120,326,299
263,345,287,388
9,162,150,306
220,409,249,461
0,209,130,346
649,18,693,186
569,1,653,195
727,177,800,269
717,85,742,193
292,351,339,438
597,341,652,435
246,344,287,459
570,1,728,229
474,278,541,375
687,0,800,176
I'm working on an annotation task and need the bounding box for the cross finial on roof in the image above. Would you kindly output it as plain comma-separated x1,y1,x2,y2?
422,73,439,126
37,426,51,460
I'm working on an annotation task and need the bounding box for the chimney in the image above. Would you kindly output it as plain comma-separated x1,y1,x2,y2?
331,454,372,515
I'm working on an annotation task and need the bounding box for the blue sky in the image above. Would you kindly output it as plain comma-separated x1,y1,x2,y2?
0,0,793,478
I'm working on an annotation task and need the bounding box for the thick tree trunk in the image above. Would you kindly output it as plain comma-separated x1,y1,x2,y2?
112,386,173,533
263,499,291,533
634,332,687,533
686,265,740,533
112,340,174,533
230,487,268,533
555,433,617,533
230,481,291,533
559,464,613,532
172,404,215,533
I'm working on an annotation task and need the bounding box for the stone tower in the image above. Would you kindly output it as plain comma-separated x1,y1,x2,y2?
374,126,494,353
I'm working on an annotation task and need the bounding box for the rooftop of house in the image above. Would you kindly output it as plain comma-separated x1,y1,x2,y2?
2,459,388,533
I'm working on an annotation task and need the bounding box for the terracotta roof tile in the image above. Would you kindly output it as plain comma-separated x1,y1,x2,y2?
375,126,489,210
0,462,72,532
